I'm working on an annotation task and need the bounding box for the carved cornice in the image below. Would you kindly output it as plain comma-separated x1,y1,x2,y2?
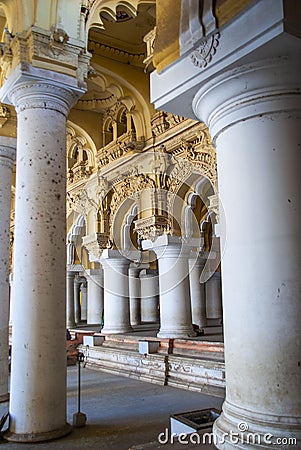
0,26,90,92
88,39,145,66
8,79,81,116
73,188,98,217
153,122,217,189
0,104,11,127
134,215,171,241
190,32,220,68
108,173,155,233
97,131,145,168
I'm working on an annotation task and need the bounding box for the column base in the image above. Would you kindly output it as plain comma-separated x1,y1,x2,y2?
4,423,72,443
0,392,9,402
213,401,301,449
157,327,196,338
101,326,133,334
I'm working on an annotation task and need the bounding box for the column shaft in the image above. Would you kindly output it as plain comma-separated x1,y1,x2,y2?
87,270,104,324
80,283,87,322
189,255,207,328
101,250,132,334
146,236,196,338
193,56,301,446
66,271,76,328
140,270,159,323
128,267,141,326
1,68,84,441
0,140,15,402
74,276,81,324
205,272,222,320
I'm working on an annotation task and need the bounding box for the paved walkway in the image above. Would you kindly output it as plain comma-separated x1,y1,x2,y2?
0,366,222,449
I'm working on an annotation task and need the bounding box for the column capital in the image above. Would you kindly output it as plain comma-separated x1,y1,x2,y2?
100,249,130,270
0,64,86,117
142,235,201,259
192,56,301,142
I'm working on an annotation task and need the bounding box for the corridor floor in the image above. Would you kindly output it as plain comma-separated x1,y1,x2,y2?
0,366,222,449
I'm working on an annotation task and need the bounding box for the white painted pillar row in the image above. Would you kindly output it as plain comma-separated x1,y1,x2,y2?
86,269,104,325
0,138,16,403
128,266,141,326
189,253,207,329
143,236,196,338
1,66,84,442
139,269,159,323
66,271,76,328
101,250,132,334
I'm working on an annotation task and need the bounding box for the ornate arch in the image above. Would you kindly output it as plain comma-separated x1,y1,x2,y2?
67,122,97,184
86,0,155,32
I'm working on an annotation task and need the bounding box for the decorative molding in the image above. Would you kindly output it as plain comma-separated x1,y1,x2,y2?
190,32,220,68
0,26,89,95
134,215,171,241
143,27,156,73
97,131,145,168
0,104,11,127
8,79,82,117
88,39,145,66
180,0,217,56
73,188,98,217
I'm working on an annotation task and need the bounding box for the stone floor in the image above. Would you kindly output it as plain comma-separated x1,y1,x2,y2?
0,365,222,449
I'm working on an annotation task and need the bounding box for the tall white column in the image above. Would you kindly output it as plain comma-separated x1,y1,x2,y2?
205,272,222,320
86,269,104,325
101,249,132,334
140,269,159,323
193,56,301,447
74,275,81,324
189,253,207,329
66,271,76,328
80,282,87,322
128,266,141,326
143,236,196,338
0,138,16,403
0,66,84,442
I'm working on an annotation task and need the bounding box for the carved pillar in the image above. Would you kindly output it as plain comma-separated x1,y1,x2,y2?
0,138,16,403
189,253,207,329
66,271,76,328
0,65,85,442
86,269,104,325
128,266,141,326
140,269,159,323
100,250,132,334
143,236,196,338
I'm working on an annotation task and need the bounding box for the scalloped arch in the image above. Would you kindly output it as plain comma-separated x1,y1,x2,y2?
87,0,155,33
67,121,97,168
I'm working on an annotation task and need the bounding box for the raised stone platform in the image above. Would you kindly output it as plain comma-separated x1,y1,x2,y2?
79,331,225,397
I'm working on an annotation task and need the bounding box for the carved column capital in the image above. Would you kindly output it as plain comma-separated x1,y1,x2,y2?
1,65,85,117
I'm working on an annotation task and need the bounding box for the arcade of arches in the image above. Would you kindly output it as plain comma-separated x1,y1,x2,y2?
0,0,300,448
